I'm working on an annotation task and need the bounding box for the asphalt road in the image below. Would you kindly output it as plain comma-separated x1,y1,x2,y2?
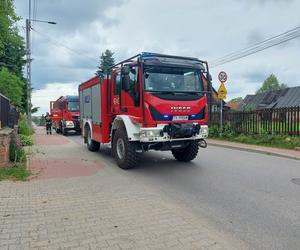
68,134,300,250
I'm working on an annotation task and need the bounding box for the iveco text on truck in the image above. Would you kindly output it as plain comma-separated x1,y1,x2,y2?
79,52,210,169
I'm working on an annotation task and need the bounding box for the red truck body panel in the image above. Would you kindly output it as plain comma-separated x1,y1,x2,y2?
79,53,211,169
50,95,81,133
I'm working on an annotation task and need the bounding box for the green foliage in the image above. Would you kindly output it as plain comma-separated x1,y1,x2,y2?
0,0,26,77
20,134,33,146
31,106,40,114
0,67,24,107
96,49,115,75
208,125,220,138
208,124,237,139
18,114,31,136
256,74,287,94
234,134,300,149
9,133,26,163
209,125,300,149
0,0,27,111
0,163,30,181
229,97,243,102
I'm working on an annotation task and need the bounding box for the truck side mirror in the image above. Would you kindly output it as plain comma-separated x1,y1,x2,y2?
121,65,130,91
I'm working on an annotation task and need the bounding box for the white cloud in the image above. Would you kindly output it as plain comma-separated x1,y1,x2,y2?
32,83,78,116
15,0,300,105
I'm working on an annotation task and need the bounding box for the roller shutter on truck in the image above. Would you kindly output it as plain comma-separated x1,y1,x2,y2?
80,82,102,124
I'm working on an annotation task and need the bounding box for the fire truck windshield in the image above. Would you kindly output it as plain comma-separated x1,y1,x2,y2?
144,67,202,93
68,101,79,111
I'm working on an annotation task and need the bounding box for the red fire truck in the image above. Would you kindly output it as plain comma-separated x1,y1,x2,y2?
50,95,81,135
79,52,210,169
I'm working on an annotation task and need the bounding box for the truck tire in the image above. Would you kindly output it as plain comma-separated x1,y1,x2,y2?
87,126,100,151
112,126,140,169
62,126,67,136
172,141,199,162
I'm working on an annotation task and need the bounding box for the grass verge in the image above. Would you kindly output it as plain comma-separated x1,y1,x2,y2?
0,163,31,181
209,125,300,149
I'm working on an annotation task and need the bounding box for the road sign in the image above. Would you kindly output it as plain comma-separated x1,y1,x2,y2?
218,82,227,100
218,71,227,83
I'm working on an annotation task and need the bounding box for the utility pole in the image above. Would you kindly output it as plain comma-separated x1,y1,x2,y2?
26,18,32,127
25,0,56,127
220,100,223,130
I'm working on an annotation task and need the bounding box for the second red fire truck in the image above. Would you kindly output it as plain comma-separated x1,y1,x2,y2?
79,52,210,169
50,95,81,135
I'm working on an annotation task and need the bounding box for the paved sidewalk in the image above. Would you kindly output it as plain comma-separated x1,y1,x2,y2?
207,139,300,161
0,127,245,250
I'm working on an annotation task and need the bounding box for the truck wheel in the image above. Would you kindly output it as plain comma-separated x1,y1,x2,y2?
62,126,67,136
87,126,100,151
172,141,199,162
112,126,140,169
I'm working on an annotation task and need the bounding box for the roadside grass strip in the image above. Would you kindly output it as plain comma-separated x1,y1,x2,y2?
0,163,30,181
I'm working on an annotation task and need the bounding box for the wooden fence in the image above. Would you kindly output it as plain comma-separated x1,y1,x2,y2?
209,107,300,136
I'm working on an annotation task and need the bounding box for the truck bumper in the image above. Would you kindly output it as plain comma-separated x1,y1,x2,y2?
65,121,81,132
139,124,208,143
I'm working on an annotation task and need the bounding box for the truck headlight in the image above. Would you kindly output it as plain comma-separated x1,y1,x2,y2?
200,125,208,136
140,129,162,138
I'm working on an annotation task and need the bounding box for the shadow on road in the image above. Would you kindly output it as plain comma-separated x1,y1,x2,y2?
69,135,203,176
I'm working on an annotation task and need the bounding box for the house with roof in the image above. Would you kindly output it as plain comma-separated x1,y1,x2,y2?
238,86,300,111
225,101,241,110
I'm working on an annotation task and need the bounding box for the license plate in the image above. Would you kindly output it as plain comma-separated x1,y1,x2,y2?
172,115,189,121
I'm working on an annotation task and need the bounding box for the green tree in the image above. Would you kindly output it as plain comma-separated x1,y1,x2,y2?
229,97,243,102
96,49,115,75
0,0,26,77
0,0,27,111
0,67,24,107
256,74,287,94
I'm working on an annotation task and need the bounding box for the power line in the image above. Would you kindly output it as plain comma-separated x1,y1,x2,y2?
210,26,300,67
31,27,98,68
211,27,300,67
211,26,300,63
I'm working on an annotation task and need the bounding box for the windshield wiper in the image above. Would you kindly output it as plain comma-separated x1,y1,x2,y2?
147,90,203,96
147,90,174,95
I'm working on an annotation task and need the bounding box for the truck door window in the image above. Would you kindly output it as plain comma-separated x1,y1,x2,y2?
114,72,121,95
129,67,140,106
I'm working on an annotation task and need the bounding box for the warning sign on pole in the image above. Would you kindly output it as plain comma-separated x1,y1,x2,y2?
217,82,227,100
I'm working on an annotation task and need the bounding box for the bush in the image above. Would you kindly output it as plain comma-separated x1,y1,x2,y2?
208,125,220,138
20,134,33,146
9,133,26,163
18,114,31,136
209,124,237,139
209,124,300,149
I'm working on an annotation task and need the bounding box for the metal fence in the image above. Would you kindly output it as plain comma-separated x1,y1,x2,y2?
0,94,19,129
209,107,300,136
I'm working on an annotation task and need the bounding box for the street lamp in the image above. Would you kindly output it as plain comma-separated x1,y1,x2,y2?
26,18,56,127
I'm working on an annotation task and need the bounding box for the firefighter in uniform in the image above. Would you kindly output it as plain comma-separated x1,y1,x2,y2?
45,112,52,135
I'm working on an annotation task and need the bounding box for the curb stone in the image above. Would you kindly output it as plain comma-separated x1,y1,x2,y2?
208,140,300,161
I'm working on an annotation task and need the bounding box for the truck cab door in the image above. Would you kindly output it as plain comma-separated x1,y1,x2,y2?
121,66,140,114
111,71,121,114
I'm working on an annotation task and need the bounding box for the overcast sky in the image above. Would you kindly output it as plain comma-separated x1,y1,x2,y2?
15,0,300,115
